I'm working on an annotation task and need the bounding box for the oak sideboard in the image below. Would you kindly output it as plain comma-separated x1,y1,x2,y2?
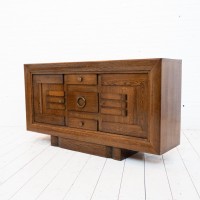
24,58,182,160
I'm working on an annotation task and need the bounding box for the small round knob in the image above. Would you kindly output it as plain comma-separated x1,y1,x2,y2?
77,76,83,82
79,121,84,127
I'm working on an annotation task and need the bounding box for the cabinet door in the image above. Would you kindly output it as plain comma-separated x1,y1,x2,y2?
99,74,149,138
32,75,65,125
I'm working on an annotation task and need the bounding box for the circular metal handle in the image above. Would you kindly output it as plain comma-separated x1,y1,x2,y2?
77,76,83,82
77,96,86,108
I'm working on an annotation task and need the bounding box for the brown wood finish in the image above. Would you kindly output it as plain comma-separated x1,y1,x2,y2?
160,59,182,153
51,135,59,146
51,136,137,160
65,74,97,85
68,117,98,131
24,58,182,160
67,92,98,113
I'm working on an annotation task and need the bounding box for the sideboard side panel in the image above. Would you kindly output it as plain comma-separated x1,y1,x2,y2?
148,61,162,153
24,65,33,130
160,59,182,154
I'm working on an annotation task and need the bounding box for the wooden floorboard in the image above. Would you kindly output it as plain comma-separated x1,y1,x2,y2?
0,127,200,200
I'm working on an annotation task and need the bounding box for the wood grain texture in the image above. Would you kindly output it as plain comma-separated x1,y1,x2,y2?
56,137,137,161
65,74,97,85
67,92,98,113
58,137,112,158
148,61,162,153
68,117,98,131
160,59,182,154
34,114,65,126
24,58,182,159
112,147,137,160
51,135,58,146
32,74,65,126
25,59,159,73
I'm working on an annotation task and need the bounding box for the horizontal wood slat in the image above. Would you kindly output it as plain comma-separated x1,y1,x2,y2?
67,85,97,93
101,121,146,138
100,93,127,101
48,91,65,97
46,96,65,104
68,111,99,121
101,108,127,116
100,99,127,108
47,103,65,110
34,114,65,126
33,75,63,84
59,137,112,158
101,74,147,86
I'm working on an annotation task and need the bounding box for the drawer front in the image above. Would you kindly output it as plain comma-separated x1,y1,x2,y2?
67,92,98,113
65,74,97,85
68,117,97,131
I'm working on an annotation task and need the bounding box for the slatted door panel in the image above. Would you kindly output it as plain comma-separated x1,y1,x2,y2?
32,75,65,126
99,74,149,138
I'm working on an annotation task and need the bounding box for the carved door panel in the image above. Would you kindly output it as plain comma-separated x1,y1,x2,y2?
99,74,149,138
32,75,65,125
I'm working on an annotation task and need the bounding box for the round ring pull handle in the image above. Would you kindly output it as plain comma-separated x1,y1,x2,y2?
77,96,86,108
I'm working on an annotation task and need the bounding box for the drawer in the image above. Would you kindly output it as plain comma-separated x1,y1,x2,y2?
65,74,97,85
68,117,97,131
67,92,98,113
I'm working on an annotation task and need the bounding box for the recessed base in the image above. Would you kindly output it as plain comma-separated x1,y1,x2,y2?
51,136,137,161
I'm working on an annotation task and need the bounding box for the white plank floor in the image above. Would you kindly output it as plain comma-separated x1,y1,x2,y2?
0,127,200,200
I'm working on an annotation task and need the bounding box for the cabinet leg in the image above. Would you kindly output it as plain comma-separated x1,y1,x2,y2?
112,147,137,161
51,136,59,146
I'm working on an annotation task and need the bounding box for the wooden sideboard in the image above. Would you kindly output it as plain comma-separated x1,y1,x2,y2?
24,58,182,160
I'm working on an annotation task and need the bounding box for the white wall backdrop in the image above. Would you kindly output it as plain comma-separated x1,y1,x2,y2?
0,0,199,129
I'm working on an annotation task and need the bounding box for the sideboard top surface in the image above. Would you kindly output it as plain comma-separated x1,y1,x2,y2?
24,58,181,66
24,58,181,74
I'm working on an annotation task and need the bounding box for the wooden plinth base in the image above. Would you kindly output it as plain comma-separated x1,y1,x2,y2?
51,136,137,161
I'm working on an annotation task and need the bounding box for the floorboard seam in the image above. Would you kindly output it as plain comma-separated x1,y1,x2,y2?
117,159,126,200
62,155,91,200
90,158,107,200
162,155,173,200
177,147,200,199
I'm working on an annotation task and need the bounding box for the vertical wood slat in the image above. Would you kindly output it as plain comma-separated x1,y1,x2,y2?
51,136,59,146
39,83,43,114
64,75,68,126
